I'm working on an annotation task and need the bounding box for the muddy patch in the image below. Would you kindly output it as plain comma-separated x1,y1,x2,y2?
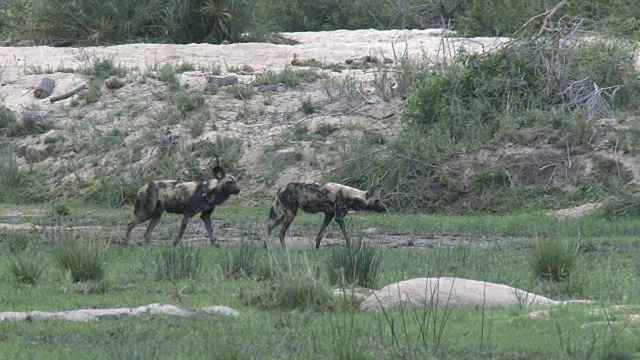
1,216,523,248
118,220,523,248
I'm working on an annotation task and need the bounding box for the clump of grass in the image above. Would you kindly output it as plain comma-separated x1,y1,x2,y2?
226,84,256,100
7,254,44,285
327,239,381,289
250,256,334,311
253,67,323,87
300,96,316,114
81,58,126,80
174,91,206,114
185,107,211,138
6,232,31,254
0,106,18,136
531,238,578,282
220,241,259,279
155,246,202,281
54,234,106,282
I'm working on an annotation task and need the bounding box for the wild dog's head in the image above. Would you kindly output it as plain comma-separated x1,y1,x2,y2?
209,166,240,203
364,187,386,213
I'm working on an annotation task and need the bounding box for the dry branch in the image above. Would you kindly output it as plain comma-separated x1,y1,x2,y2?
49,84,87,103
514,1,568,37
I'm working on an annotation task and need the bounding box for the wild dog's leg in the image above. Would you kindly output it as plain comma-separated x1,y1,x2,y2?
314,212,335,249
174,212,195,246
334,209,351,247
143,209,163,245
267,214,281,242
278,210,297,247
200,208,218,246
125,214,150,244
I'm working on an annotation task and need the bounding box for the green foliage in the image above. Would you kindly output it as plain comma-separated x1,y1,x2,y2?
254,0,442,32
7,254,44,285
326,240,381,288
598,189,640,220
404,40,640,145
54,234,106,283
327,37,640,214
154,246,203,281
1,0,259,44
458,0,640,37
531,238,578,282
81,58,126,80
220,241,259,279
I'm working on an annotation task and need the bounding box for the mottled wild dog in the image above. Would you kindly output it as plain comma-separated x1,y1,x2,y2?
267,182,387,249
125,166,240,246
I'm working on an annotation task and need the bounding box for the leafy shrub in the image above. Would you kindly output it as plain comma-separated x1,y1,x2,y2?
54,234,106,282
220,241,259,279
598,189,640,220
155,245,202,281
7,254,44,285
327,240,381,288
531,238,578,282
458,0,640,37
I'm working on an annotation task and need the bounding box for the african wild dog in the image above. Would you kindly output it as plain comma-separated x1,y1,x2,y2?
124,166,240,246
267,182,387,249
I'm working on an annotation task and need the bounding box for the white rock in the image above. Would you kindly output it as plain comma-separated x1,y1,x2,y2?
360,277,573,312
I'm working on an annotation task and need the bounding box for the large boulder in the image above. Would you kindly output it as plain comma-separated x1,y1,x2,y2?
359,277,592,312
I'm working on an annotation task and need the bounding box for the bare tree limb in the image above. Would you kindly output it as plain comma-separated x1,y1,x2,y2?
49,84,87,103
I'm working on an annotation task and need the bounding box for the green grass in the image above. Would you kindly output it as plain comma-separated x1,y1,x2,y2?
0,202,638,358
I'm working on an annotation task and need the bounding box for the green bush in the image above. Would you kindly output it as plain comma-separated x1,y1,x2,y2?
458,0,640,37
327,37,640,214
54,234,106,283
154,245,202,281
326,240,381,289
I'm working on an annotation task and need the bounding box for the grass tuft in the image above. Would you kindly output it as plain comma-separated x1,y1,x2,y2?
531,238,578,282
54,234,106,283
327,239,381,289
6,232,31,254
155,245,203,281
221,241,259,280
7,254,44,285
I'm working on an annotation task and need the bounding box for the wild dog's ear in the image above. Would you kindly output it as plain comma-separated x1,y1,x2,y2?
212,166,225,180
365,187,378,198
